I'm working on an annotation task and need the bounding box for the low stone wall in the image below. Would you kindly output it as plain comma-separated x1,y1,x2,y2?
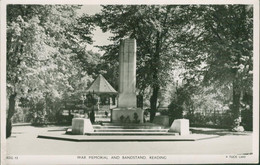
111,108,144,123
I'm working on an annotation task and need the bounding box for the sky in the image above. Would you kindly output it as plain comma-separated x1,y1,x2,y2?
77,5,113,54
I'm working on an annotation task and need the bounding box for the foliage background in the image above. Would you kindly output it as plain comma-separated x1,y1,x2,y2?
5,4,253,138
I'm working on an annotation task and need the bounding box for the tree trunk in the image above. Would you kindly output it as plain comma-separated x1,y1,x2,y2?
6,93,16,138
232,78,241,126
149,31,162,122
150,85,160,122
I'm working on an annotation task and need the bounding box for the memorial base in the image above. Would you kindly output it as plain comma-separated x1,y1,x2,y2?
111,108,144,123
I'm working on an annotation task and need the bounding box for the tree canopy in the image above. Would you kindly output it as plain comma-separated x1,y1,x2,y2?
174,5,253,121
92,5,253,123
6,5,98,137
94,5,186,121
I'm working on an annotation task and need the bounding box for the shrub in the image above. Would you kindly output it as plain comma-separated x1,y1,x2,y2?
133,113,140,123
241,109,253,131
160,110,168,115
185,111,234,128
120,115,125,122
168,100,183,124
218,111,233,127
144,109,149,116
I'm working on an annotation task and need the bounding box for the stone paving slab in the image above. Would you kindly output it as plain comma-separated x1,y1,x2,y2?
38,132,219,142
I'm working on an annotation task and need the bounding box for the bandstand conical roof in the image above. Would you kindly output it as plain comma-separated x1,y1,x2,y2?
86,74,117,94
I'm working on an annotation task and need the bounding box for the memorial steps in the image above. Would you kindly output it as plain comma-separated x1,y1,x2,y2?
85,132,179,136
81,111,173,135
91,123,174,135
93,129,169,132
93,125,163,130
38,120,220,142
38,133,219,142
65,122,181,136
101,122,163,127
38,124,218,142
88,112,177,135
39,116,218,142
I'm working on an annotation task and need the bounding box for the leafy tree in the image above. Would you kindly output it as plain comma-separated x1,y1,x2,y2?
94,44,120,90
92,5,253,127
174,5,253,126
93,5,185,121
6,5,94,137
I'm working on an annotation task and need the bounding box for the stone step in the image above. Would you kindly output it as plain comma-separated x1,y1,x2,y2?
85,132,179,136
102,122,161,126
95,111,110,115
95,118,111,122
95,115,110,118
94,129,169,132
66,128,191,136
96,112,110,114
38,133,220,142
101,123,165,129
93,125,163,129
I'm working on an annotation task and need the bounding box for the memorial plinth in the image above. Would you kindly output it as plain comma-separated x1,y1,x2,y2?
111,108,143,123
111,38,144,123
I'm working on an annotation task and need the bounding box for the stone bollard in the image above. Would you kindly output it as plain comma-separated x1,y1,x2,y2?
72,118,94,135
168,119,190,136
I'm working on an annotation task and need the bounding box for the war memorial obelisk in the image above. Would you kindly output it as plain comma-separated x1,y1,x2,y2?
111,38,144,123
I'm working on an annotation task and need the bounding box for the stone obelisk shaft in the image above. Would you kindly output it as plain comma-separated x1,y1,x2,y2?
118,38,137,108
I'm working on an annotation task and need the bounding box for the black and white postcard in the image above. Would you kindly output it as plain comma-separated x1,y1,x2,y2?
1,0,259,164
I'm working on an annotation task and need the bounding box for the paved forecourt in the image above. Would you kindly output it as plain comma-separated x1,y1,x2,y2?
6,126,253,155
